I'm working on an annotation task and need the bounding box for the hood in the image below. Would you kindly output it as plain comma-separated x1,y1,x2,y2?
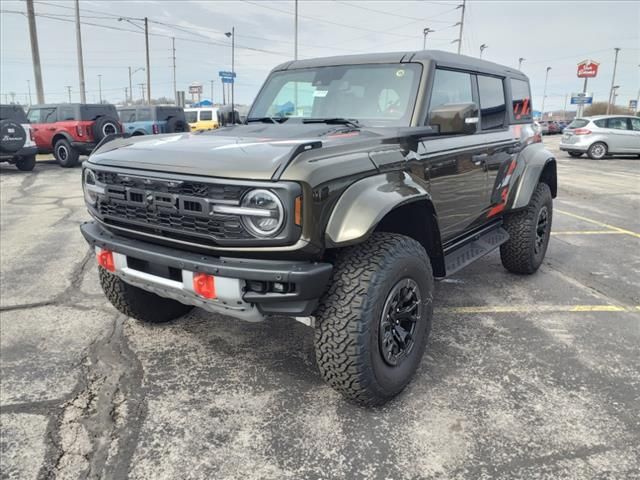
88,124,383,180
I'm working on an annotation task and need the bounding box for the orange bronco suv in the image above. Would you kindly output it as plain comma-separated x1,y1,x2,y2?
27,103,121,167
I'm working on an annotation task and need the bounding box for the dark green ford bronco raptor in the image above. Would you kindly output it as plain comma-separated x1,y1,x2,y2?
81,50,556,405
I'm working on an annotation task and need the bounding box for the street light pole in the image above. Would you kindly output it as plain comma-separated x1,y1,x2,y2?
225,27,235,121
66,86,72,103
541,66,551,120
145,17,151,104
98,74,102,103
606,47,621,115
518,57,525,70
423,28,434,49
480,44,488,59
27,80,32,105
210,79,214,104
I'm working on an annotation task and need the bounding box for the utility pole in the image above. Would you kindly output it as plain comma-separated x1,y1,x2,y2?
128,67,133,104
27,80,32,105
480,44,488,59
606,47,621,115
210,80,215,103
98,74,102,103
423,28,434,50
171,37,177,104
456,0,466,55
74,0,86,102
518,57,525,70
124,87,128,104
26,0,44,103
541,67,551,120
138,83,145,102
294,0,298,60
145,17,151,104
66,86,72,103
563,94,568,121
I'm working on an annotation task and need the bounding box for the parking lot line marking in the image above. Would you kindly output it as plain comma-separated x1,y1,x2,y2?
438,304,636,314
551,230,627,235
555,209,640,239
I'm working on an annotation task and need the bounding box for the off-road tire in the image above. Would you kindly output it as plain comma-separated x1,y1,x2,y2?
16,155,36,171
166,116,186,133
93,116,120,142
500,182,553,274
588,142,607,160
53,138,79,168
568,151,582,158
314,232,434,406
99,267,193,323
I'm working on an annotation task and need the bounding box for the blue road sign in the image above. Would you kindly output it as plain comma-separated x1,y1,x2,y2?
630,99,638,110
221,77,234,84
570,93,593,105
218,71,236,78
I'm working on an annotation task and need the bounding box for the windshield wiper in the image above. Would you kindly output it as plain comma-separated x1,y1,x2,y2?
246,116,288,124
302,118,361,128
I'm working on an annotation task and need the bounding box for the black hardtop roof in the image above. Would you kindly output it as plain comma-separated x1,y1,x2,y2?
273,49,527,81
28,103,116,109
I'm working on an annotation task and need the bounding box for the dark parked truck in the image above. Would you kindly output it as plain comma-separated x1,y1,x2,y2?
80,51,556,405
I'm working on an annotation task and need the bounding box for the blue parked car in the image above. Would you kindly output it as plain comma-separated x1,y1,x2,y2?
117,106,187,136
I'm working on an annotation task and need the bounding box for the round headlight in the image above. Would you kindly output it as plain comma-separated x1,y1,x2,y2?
240,189,284,237
83,168,98,206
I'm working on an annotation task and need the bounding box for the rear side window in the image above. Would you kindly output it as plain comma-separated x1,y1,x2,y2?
185,111,197,123
200,110,213,121
136,108,152,121
510,78,532,122
568,119,589,128
80,105,117,120
477,75,506,130
607,117,628,130
118,109,136,122
593,119,607,128
630,118,640,131
59,106,75,121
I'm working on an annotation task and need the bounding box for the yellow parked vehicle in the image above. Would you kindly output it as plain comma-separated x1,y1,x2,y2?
185,108,219,132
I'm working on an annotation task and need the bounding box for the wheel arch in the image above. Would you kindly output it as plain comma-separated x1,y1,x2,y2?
324,172,445,276
509,144,558,210
51,131,73,148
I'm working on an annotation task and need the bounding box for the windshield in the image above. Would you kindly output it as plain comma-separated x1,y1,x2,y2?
249,63,422,127
185,111,198,123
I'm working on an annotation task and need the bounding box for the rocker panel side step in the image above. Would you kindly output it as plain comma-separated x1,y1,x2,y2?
443,226,509,277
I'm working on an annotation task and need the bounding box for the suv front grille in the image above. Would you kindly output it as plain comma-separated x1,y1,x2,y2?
93,170,253,245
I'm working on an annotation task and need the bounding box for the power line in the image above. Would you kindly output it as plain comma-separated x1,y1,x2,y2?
332,0,457,24
241,0,425,40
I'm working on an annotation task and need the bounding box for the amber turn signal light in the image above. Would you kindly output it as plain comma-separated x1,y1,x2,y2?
193,272,216,299
96,248,115,272
294,196,302,226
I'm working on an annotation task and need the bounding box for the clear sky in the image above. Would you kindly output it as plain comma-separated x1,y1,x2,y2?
1,0,638,112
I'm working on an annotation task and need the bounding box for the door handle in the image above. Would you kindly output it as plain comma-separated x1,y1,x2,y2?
472,154,488,166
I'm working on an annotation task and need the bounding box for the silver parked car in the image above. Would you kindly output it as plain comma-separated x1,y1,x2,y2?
560,115,640,159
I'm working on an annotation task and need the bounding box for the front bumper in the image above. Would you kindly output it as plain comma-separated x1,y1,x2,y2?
80,221,333,321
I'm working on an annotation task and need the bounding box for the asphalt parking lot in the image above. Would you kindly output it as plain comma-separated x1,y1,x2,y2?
1,136,639,480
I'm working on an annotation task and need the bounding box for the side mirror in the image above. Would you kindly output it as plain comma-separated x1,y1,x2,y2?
429,102,479,135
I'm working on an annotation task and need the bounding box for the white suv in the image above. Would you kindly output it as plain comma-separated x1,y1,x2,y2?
560,115,640,159
0,104,37,171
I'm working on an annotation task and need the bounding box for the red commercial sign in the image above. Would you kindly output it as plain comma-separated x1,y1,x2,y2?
577,60,600,78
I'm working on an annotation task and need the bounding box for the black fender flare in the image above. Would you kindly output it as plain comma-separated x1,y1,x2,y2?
325,171,433,247
51,130,74,148
508,143,557,210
